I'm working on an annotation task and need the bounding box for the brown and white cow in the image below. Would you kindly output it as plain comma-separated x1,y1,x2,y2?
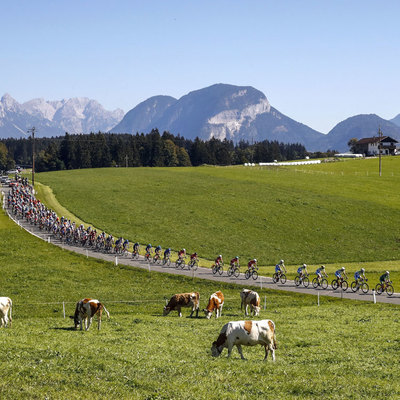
70,298,110,331
203,291,224,319
163,292,200,317
240,289,261,316
211,319,277,361
0,297,12,328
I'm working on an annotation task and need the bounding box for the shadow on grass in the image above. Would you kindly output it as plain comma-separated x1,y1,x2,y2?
51,326,77,331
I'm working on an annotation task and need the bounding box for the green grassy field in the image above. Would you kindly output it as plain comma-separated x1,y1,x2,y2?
1,203,400,399
34,158,400,281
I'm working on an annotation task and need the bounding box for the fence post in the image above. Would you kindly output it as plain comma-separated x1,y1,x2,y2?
86,249,88,258
260,276,263,289
63,302,65,319
48,236,50,243
115,256,118,266
372,289,376,304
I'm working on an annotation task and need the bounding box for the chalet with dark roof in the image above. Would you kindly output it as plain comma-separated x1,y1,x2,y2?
354,136,398,156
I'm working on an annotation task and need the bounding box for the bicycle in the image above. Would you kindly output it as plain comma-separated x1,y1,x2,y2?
212,262,224,275
375,281,394,296
162,256,171,266
331,278,348,291
312,276,328,289
350,279,369,294
145,252,152,262
294,273,309,287
175,257,186,269
245,267,258,280
272,271,287,284
152,253,162,265
227,264,240,278
132,250,140,260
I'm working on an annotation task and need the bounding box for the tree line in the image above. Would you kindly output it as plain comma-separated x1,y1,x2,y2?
1,129,310,172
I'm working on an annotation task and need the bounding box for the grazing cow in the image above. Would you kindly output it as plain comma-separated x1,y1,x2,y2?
240,289,261,316
163,292,200,317
204,291,224,319
70,298,110,331
0,297,12,328
211,319,277,361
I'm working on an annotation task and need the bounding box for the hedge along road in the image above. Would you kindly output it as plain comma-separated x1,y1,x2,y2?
2,185,399,306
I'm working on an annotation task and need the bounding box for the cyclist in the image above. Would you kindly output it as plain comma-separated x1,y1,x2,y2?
163,247,171,261
275,259,286,277
354,267,367,285
154,245,162,260
230,256,240,268
297,263,308,281
379,271,391,287
315,265,328,283
335,267,348,284
133,242,140,255
215,254,223,267
189,252,198,266
247,258,257,271
145,244,153,260
178,248,186,260
123,238,129,252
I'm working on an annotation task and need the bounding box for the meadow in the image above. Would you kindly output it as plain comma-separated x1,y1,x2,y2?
34,157,400,283
1,204,400,399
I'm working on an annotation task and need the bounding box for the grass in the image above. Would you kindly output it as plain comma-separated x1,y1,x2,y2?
1,195,400,399
34,158,400,283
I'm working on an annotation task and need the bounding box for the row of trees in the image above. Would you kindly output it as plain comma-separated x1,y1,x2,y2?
2,130,308,172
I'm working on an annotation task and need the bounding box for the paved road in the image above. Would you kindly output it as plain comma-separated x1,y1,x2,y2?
2,185,399,305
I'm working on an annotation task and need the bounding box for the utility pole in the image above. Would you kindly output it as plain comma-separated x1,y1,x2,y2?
125,154,128,168
378,126,383,177
27,127,36,186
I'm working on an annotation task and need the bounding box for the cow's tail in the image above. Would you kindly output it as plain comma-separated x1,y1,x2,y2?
271,322,277,349
9,298,12,327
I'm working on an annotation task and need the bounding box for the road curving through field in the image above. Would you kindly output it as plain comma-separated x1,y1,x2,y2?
3,185,399,305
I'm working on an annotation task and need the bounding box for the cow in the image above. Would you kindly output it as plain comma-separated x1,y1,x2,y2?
203,291,224,319
0,297,12,328
240,289,261,316
211,319,277,361
163,292,200,317
70,298,110,331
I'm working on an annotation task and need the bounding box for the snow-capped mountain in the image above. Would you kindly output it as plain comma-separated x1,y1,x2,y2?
0,94,124,138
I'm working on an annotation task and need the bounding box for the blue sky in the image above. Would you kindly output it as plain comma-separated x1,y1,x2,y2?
1,0,399,133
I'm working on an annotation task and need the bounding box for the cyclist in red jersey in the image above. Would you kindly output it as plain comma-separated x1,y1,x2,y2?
247,258,257,270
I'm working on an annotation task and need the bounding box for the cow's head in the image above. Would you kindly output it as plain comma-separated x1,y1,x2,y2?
252,305,261,316
203,309,212,319
163,306,171,316
69,315,79,329
211,341,223,357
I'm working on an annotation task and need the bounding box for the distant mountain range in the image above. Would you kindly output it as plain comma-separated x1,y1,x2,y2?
2,85,400,152
0,94,123,139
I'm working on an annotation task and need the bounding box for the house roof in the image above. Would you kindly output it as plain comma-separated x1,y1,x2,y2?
356,136,398,145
